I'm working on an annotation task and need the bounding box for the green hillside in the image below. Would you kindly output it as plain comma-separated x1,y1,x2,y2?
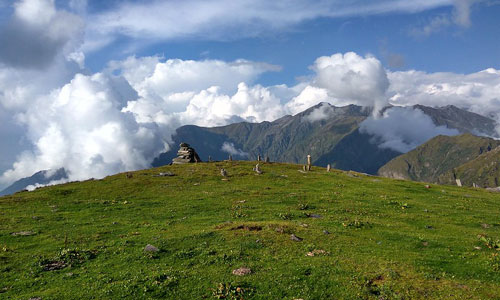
440,147,500,188
2,161,500,299
378,134,500,183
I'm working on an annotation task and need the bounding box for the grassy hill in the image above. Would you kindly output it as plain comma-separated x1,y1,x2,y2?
1,161,500,299
439,147,500,188
378,134,500,183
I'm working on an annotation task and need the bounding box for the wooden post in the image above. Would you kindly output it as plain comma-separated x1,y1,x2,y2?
307,155,311,171
327,164,331,172
257,155,261,162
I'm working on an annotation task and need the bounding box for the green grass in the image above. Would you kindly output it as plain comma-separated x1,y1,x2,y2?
1,161,500,299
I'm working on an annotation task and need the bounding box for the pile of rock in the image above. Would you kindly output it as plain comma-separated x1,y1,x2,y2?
172,143,202,164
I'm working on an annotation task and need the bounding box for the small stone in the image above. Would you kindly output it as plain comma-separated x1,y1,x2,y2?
306,249,328,257
220,168,227,177
11,231,36,236
422,241,429,246
153,172,175,177
474,246,482,250
66,272,74,277
481,223,490,229
29,298,42,300
232,267,251,276
323,230,330,235
43,260,66,271
144,244,159,252
290,234,303,242
308,214,322,219
193,183,200,186
425,185,431,189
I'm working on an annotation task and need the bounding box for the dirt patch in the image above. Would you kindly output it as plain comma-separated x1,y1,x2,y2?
41,260,67,271
231,225,262,231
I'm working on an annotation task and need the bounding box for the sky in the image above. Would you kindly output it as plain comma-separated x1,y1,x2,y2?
0,0,500,189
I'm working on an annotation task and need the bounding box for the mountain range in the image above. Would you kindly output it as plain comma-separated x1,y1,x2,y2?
153,103,498,174
2,102,499,196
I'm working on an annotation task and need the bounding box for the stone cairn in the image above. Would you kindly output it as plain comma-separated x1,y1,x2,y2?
172,143,202,164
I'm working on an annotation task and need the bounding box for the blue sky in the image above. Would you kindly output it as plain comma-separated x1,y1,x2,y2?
1,0,500,188
77,0,500,86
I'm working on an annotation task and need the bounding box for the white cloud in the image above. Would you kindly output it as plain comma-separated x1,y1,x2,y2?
410,0,479,36
221,142,248,158
85,0,453,50
360,106,460,153
304,102,336,122
0,73,165,186
387,68,500,121
310,52,390,112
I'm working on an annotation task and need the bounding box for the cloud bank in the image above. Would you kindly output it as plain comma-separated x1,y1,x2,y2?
221,142,249,158
360,107,460,153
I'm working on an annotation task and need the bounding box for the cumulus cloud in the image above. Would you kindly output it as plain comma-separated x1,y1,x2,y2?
85,0,453,50
360,106,460,153
309,52,390,112
221,142,248,158
0,73,164,186
0,0,84,69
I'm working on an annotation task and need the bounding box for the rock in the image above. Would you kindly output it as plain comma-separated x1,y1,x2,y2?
306,249,328,257
326,164,331,172
425,185,431,189
42,260,66,271
481,223,491,229
323,230,330,235
11,231,36,236
290,234,303,242
29,298,42,300
253,164,262,174
153,172,175,177
220,168,227,177
308,214,322,219
232,267,251,276
172,143,202,164
144,244,159,252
